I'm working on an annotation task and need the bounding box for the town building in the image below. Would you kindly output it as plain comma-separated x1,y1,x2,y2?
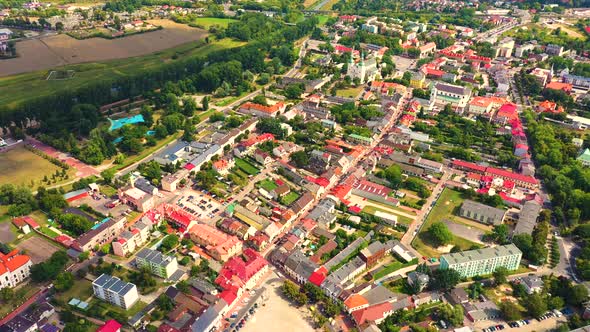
73,217,126,252
430,83,472,110
239,101,285,118
407,272,429,292
459,200,506,225
521,275,543,294
212,158,235,175
360,241,387,267
215,248,269,305
92,274,139,309
578,149,590,167
440,244,522,278
513,200,542,236
0,249,32,288
496,37,514,58
189,223,243,261
118,186,155,212
112,220,152,257
135,248,179,279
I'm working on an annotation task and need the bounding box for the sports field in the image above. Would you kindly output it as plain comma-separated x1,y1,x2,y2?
0,146,71,187
0,37,244,109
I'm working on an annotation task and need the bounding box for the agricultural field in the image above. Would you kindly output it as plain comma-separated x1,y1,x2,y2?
191,17,237,29
0,146,72,188
0,20,207,77
0,34,244,108
412,188,483,258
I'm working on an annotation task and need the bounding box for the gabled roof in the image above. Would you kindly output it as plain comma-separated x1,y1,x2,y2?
97,320,122,332
344,294,369,311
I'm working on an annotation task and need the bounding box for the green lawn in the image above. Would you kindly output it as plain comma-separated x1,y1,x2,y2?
364,198,417,216
235,158,260,175
373,257,418,280
0,145,73,188
412,188,481,258
336,86,363,98
191,17,237,29
39,226,59,238
100,185,117,197
281,192,300,206
56,279,94,303
258,179,278,192
361,205,414,225
0,38,245,109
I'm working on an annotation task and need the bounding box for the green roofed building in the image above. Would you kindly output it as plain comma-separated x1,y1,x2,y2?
347,134,373,146
439,244,522,278
577,148,590,167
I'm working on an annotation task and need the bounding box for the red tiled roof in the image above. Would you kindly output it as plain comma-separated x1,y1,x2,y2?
97,320,122,332
308,266,328,286
0,250,31,275
344,294,369,311
184,163,195,170
352,302,393,325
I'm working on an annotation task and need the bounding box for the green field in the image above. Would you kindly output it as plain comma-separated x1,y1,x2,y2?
281,191,300,206
0,146,73,188
412,188,481,258
39,226,59,238
361,205,413,225
191,17,237,29
235,158,260,175
336,86,363,98
56,279,94,303
0,38,245,109
258,179,278,192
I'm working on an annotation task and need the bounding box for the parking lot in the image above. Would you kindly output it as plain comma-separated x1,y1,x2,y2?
73,194,129,219
175,188,224,223
16,235,61,263
475,310,568,332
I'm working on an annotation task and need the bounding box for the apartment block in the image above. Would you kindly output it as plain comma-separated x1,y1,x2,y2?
112,220,152,257
0,250,32,289
92,274,139,309
439,244,522,278
135,248,179,279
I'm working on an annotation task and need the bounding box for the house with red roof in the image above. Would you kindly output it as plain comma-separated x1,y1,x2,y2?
239,101,285,118
215,248,268,305
0,249,32,288
493,103,519,125
545,81,573,94
536,100,564,114
97,320,122,332
351,302,395,326
190,223,243,262
155,203,198,231
212,158,235,175
308,266,328,286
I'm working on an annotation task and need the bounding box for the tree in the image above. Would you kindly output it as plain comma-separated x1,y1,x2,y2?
57,213,94,236
383,164,403,188
487,224,509,244
176,280,190,294
78,251,90,262
54,272,75,292
427,222,453,247
524,293,547,318
182,98,197,117
252,95,268,106
493,267,509,285
160,234,179,252
430,268,461,291
290,151,310,168
100,169,116,185
438,303,464,327
202,96,209,111
567,284,588,306
284,83,305,99
30,251,69,282
499,301,522,321
157,294,174,312
0,287,14,302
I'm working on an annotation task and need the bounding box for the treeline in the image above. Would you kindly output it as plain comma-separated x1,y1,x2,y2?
104,0,191,12
524,111,590,224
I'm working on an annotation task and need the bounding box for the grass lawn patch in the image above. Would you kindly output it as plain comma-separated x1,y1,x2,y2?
336,86,363,98
365,198,417,216
191,17,236,29
373,257,417,280
258,179,278,192
29,210,49,227
39,226,59,238
412,188,480,258
0,146,73,188
281,192,300,206
56,279,94,303
100,185,117,197
361,205,414,225
0,283,39,319
235,158,260,175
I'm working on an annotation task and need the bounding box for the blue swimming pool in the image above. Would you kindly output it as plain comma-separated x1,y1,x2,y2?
108,114,145,131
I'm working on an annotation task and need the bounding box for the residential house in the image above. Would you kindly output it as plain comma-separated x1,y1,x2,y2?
112,220,152,257
430,83,472,110
189,224,243,261
92,274,139,309
521,275,543,294
212,158,235,175
73,217,126,252
135,248,179,278
239,101,285,118
407,272,429,292
440,244,522,278
0,250,32,289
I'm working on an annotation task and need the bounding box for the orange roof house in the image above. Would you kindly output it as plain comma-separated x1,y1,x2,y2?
536,100,564,114
239,102,286,118
545,81,572,93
